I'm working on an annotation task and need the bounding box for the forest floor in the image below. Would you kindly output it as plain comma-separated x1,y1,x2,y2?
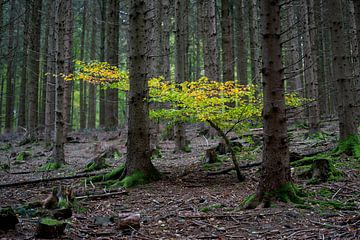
0,122,359,240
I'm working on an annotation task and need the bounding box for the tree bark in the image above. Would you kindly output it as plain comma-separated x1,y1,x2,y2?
27,0,42,137
221,0,234,81
99,0,106,127
328,0,358,140
79,0,88,130
235,0,247,85
4,0,17,133
124,0,160,180
248,0,260,84
252,0,291,207
174,0,189,152
105,0,119,129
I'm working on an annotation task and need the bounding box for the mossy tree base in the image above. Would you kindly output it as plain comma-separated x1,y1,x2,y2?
87,164,161,188
244,183,304,209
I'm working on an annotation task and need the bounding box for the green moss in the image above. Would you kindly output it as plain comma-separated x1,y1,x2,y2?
118,171,147,188
333,135,360,158
199,204,224,213
150,149,162,160
316,188,334,198
16,151,30,161
40,162,61,171
88,164,125,182
308,200,356,210
84,161,110,172
182,144,192,153
202,161,223,170
276,183,304,204
40,217,65,226
242,194,257,207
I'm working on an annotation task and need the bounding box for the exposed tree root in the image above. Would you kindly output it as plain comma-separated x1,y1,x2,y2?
333,135,360,158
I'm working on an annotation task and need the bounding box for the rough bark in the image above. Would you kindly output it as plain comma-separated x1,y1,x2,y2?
52,0,66,164
235,0,247,84
248,0,260,84
124,0,160,180
328,0,358,140
79,0,88,130
4,0,16,133
63,0,73,137
99,0,106,127
174,0,189,152
221,0,234,81
45,0,56,143
250,0,292,207
18,1,31,131
162,0,171,82
303,0,320,134
27,0,42,137
87,2,97,129
353,0,360,122
105,0,119,129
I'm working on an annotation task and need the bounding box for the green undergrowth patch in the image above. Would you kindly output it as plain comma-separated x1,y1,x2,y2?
113,171,148,188
199,204,224,213
84,161,110,172
88,164,125,183
40,217,66,226
333,135,360,158
40,162,62,171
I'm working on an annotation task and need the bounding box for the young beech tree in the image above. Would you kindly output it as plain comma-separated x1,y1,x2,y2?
245,0,301,208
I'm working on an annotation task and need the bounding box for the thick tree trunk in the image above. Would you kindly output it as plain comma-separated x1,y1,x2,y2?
221,0,234,81
328,0,358,140
105,0,119,129
27,0,42,137
5,0,16,133
124,0,160,180
162,0,171,82
248,0,292,208
248,0,260,84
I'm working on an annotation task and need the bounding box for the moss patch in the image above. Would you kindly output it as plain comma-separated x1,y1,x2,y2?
333,135,360,158
40,162,62,171
199,204,224,213
40,217,65,226
119,171,147,188
88,164,125,183
84,161,110,172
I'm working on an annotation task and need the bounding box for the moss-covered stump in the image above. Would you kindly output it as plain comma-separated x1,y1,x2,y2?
36,217,67,239
291,154,342,183
243,183,304,209
0,207,19,231
333,135,360,158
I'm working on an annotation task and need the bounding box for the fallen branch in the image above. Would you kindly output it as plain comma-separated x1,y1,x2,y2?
0,171,107,189
207,161,262,176
75,190,128,200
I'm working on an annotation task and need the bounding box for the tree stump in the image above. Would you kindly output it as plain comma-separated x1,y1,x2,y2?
0,207,19,231
36,217,67,238
311,158,330,182
204,148,218,163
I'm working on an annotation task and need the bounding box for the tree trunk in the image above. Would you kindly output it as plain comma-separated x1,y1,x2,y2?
18,1,31,131
328,0,358,140
248,0,260,84
105,0,119,129
247,0,292,208
4,0,16,133
27,0,42,137
79,0,87,130
235,0,247,85
52,0,66,164
303,0,320,134
162,0,171,82
202,0,219,82
99,0,106,128
63,0,73,137
124,0,160,180
87,2,97,129
174,0,189,152
221,0,234,81
352,0,360,122
45,0,56,143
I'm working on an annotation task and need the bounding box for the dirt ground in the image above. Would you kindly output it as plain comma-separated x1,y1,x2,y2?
0,124,359,239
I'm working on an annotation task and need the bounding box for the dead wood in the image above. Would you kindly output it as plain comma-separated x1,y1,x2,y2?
75,190,128,200
0,171,105,189
207,161,262,176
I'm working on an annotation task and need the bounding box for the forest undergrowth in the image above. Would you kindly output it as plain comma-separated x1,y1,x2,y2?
0,122,359,239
